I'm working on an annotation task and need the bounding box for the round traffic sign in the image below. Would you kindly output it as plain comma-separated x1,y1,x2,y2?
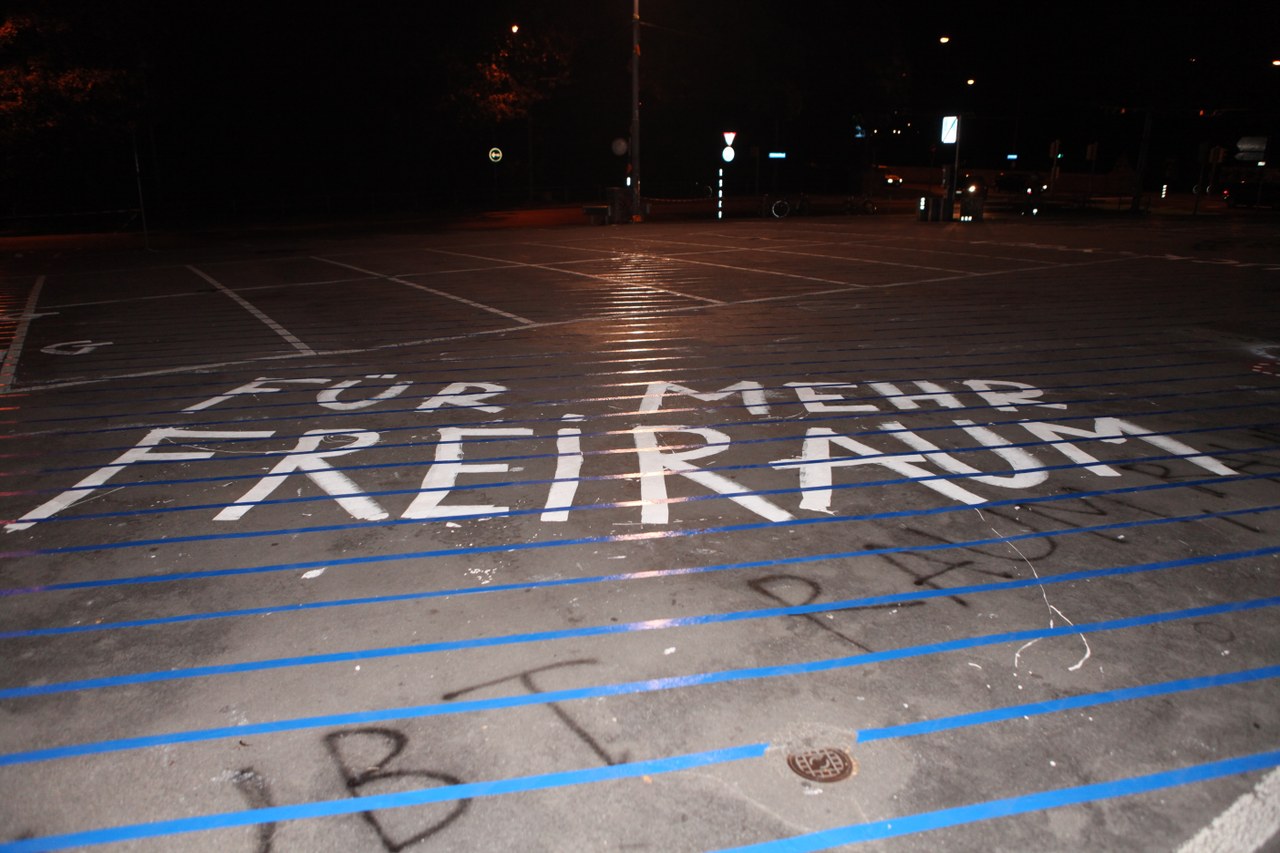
488,147,503,163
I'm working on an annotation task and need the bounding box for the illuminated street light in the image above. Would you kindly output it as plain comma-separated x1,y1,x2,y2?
511,24,519,34
939,35,950,44
966,78,976,86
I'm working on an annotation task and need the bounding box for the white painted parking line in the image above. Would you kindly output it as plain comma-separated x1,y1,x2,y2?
871,254,1139,289
43,275,374,310
315,256,537,325
186,265,317,356
423,246,726,305
0,274,47,393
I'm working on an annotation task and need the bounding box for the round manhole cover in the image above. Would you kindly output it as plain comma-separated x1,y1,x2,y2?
786,747,856,783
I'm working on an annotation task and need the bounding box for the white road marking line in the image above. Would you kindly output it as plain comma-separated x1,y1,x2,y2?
315,256,536,325
40,276,374,310
616,251,869,289
752,245,973,274
569,235,880,285
870,254,1139,288
5,245,1151,392
186,265,316,356
1177,766,1280,853
422,246,725,305
0,274,47,393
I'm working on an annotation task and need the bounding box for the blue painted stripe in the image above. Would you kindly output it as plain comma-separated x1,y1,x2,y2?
858,665,1280,743
722,749,1280,851
2,727,1277,851
0,461,1272,563
4,496,1276,598
0,742,769,852
7,543,1275,641
3,596,1276,766
5,545,1279,700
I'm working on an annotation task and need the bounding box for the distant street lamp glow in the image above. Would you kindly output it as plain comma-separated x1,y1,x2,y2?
966,78,976,86
511,24,519,34
939,36,950,44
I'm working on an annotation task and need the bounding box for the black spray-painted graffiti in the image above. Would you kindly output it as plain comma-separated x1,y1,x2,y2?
442,660,628,767
229,768,276,853
4,377,1237,531
324,728,469,851
747,574,927,651
321,661,622,849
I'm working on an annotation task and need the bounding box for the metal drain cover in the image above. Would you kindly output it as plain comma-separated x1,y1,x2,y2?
786,747,857,783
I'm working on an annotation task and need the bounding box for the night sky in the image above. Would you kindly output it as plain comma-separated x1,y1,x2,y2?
4,1,1277,223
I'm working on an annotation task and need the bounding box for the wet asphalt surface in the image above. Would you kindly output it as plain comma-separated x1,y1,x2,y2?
1,209,1278,852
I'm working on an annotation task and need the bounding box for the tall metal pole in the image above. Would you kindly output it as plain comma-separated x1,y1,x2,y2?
630,0,641,221
1129,109,1153,214
131,127,151,250
946,115,961,221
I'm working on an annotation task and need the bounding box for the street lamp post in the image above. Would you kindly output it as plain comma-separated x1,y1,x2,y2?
630,0,641,221
941,114,960,221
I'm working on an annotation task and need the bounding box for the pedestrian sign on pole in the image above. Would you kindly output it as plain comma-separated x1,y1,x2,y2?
941,116,958,145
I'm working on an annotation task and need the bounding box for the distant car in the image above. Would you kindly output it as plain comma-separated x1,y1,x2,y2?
995,172,1048,196
870,166,904,188
1222,180,1280,208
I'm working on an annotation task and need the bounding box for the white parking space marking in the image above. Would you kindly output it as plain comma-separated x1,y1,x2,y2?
185,265,317,356
421,245,726,305
4,223,1267,395
316,256,537,325
0,274,46,393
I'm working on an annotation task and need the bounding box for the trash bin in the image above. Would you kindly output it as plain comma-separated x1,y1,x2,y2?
959,194,985,222
606,187,632,224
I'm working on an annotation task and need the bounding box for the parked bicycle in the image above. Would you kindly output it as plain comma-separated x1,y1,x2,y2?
844,194,878,215
764,193,877,218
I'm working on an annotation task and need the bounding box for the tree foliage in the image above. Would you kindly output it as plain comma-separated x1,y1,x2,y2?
0,11,133,142
448,26,573,125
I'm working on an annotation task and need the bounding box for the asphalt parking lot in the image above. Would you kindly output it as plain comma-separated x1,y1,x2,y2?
1,210,1278,852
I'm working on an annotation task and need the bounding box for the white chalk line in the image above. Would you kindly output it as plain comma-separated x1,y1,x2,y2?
975,507,1091,672
0,238,1172,393
419,246,725,305
186,266,316,356
315,256,536,325
0,275,47,394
